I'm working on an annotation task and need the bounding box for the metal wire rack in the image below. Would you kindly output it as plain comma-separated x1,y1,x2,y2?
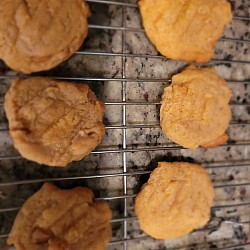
0,0,250,249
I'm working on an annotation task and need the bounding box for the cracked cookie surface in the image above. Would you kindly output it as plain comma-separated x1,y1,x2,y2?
0,0,90,73
7,183,112,250
139,0,232,62
4,77,105,166
160,66,232,150
135,162,215,239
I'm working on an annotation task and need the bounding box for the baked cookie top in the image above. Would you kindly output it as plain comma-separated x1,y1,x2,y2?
4,77,105,166
7,183,112,250
138,0,232,62
160,66,232,150
135,162,215,239
0,0,90,73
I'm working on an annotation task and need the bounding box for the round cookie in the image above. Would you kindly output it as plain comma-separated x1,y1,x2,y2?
138,0,232,62
4,77,105,167
0,0,90,73
7,183,112,250
160,66,232,150
135,162,215,239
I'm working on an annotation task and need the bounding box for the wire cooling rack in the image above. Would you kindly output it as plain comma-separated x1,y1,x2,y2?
0,0,250,249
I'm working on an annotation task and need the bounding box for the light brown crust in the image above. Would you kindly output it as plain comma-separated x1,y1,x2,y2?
201,133,229,149
135,162,215,239
4,77,105,167
7,183,112,250
160,66,232,150
138,0,232,62
0,0,90,73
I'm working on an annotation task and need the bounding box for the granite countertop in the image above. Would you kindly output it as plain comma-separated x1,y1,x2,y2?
0,0,249,249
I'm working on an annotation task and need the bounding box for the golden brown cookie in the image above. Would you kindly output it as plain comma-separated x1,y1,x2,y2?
138,0,232,62
160,66,232,150
4,77,105,167
135,162,215,239
7,183,112,250
0,0,90,73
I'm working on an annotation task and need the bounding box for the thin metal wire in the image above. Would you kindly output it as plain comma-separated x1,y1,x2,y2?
1,202,250,243
75,49,250,65
0,207,20,213
1,210,250,236
211,202,250,209
1,227,249,249
121,2,128,250
76,50,250,64
12,49,250,65
1,208,250,243
113,239,250,249
105,122,250,129
0,142,249,161
88,24,250,45
0,51,248,82
1,182,250,203
1,119,250,133
0,234,9,239
109,238,250,248
104,101,249,106
214,182,250,188
217,243,250,250
86,0,137,7
0,99,249,107
0,163,249,187
1,200,249,216
0,75,249,85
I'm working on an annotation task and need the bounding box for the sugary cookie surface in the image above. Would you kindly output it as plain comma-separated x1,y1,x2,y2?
0,0,90,73
7,183,112,250
139,0,232,62
135,162,215,239
4,77,105,166
160,66,232,150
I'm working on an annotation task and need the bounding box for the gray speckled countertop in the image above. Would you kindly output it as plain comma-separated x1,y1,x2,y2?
0,0,250,250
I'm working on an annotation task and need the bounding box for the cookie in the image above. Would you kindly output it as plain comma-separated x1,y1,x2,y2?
160,66,232,150
138,0,232,62
135,162,215,239
7,183,112,250
0,0,90,73
4,77,105,167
